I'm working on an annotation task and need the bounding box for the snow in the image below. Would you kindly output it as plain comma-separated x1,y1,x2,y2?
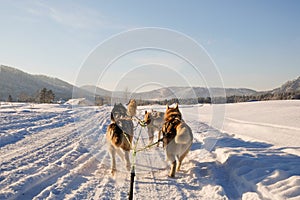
64,98,94,106
199,100,300,155
0,100,299,199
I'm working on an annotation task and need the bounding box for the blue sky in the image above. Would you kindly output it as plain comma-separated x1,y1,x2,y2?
0,0,299,91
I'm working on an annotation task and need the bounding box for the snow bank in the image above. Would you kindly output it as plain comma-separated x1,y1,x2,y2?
200,100,300,155
64,98,94,106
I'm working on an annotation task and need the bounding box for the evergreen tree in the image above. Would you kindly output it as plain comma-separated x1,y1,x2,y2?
39,88,47,103
39,88,55,103
7,94,13,102
46,90,55,103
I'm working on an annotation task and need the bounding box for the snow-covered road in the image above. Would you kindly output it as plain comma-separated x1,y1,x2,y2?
0,101,299,199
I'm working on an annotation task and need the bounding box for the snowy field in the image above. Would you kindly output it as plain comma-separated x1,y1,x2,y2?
0,100,299,200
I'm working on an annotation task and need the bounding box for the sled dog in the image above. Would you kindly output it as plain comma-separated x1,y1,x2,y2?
127,99,137,118
106,103,134,175
162,103,193,178
112,102,127,118
143,110,164,145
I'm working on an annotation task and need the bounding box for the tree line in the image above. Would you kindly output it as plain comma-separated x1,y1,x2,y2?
226,91,300,103
4,88,55,103
4,89,299,105
94,91,300,106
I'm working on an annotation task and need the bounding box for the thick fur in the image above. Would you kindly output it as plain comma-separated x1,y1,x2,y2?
143,110,164,145
112,103,127,118
163,103,193,178
127,99,137,118
164,103,182,121
106,103,133,175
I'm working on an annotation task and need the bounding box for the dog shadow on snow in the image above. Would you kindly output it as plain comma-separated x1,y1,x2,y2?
138,135,300,199
135,140,206,199
191,135,300,200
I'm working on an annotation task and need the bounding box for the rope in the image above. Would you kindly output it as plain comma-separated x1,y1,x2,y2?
120,117,151,151
132,115,147,126
128,115,164,200
133,126,143,150
131,124,144,166
136,138,163,153
133,116,164,152
128,124,144,200
122,131,133,150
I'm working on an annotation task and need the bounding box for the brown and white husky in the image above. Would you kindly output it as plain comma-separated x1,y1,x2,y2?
106,103,134,175
162,103,193,178
143,110,164,145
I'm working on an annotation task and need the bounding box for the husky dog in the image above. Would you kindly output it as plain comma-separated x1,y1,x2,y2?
144,110,164,145
162,103,193,178
106,103,134,175
127,99,137,118
112,103,128,118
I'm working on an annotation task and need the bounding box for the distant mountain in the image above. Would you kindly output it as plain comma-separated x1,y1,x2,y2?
83,85,257,101
81,85,112,97
0,65,90,101
137,87,256,100
1,65,299,103
272,76,300,94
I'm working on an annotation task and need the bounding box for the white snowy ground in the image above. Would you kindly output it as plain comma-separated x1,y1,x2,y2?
0,100,299,200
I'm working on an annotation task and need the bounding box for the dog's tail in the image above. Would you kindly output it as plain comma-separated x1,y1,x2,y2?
111,112,115,123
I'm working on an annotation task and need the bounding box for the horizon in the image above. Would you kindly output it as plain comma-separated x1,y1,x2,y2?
1,63,298,93
1,1,300,92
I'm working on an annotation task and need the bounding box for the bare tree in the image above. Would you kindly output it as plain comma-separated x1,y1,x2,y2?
124,86,130,103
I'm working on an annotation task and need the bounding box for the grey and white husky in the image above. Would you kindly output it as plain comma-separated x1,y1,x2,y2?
143,110,164,145
106,103,133,175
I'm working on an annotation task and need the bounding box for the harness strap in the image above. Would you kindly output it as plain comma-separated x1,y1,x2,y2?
161,117,182,146
136,138,163,152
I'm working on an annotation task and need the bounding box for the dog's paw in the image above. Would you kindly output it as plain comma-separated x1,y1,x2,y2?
168,172,176,178
111,169,116,176
168,174,176,179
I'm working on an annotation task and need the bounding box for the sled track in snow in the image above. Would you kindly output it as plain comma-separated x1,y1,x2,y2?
0,106,112,199
0,106,245,199
1,103,299,199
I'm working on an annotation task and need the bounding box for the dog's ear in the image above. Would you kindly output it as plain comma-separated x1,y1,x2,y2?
110,112,115,123
145,110,147,114
175,103,178,109
166,104,169,109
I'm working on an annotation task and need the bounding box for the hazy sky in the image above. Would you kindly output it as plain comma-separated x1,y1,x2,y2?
0,0,299,91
